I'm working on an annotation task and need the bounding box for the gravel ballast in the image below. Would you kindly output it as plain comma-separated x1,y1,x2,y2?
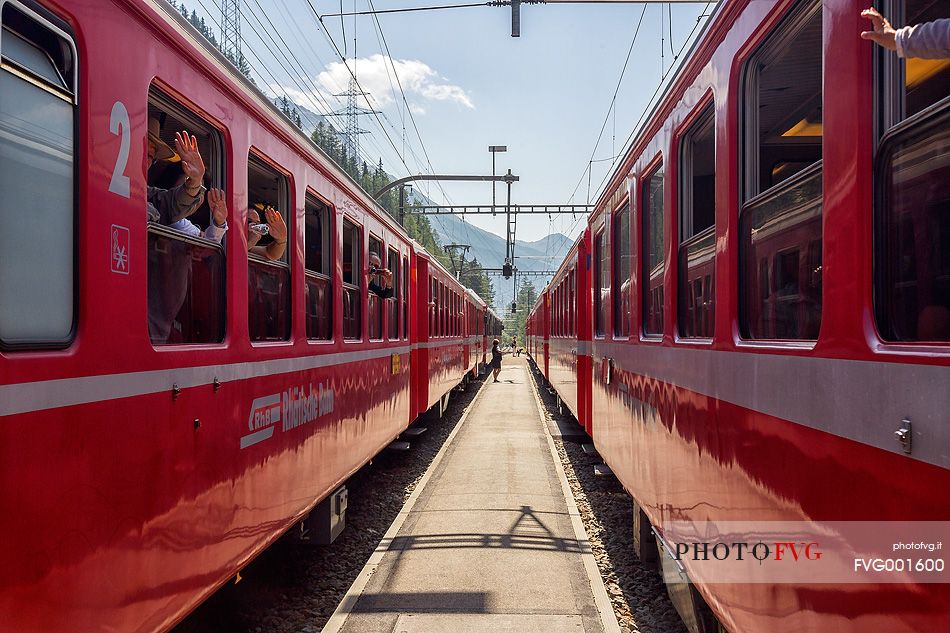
527,362,688,633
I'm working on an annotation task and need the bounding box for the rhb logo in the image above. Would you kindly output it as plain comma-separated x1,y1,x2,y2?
240,394,281,449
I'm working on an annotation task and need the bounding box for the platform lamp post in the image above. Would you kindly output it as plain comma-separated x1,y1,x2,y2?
489,145,507,217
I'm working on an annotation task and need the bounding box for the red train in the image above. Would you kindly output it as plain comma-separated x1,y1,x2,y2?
528,0,949,631
0,0,495,631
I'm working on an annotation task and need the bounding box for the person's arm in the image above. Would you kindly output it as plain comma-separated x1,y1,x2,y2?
168,218,202,238
204,188,229,244
147,185,204,224
895,19,950,59
203,221,227,244
175,131,206,198
369,280,394,299
249,207,287,261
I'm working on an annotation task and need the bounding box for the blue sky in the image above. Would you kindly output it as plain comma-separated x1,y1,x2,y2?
188,0,713,242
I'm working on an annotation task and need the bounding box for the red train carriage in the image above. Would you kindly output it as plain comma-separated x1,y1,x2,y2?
484,305,503,358
410,247,477,420
465,288,487,373
528,289,550,379
526,293,544,363
543,228,593,435
0,0,488,631
576,0,950,631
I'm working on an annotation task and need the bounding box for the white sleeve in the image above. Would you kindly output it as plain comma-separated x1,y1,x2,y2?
203,221,228,244
168,218,202,238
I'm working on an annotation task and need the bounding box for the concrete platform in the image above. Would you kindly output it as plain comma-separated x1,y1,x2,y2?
323,358,618,633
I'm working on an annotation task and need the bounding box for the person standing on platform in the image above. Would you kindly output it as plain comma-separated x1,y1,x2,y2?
491,338,503,382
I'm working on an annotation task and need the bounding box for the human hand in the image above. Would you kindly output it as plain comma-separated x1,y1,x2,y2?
861,7,897,51
208,188,228,227
175,131,206,187
264,207,287,243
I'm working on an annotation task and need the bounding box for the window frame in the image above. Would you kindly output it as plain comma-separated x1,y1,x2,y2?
641,157,665,339
247,150,292,343
304,190,333,342
677,99,717,340
146,86,228,347
387,246,400,341
737,0,824,343
368,233,383,341
0,0,78,350
740,0,823,203
872,98,950,345
341,216,363,341
612,201,631,339
593,228,607,338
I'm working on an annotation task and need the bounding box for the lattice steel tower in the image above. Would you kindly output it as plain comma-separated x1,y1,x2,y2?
220,0,241,62
334,74,377,165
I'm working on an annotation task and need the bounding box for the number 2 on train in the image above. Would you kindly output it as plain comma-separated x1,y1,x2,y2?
109,101,131,198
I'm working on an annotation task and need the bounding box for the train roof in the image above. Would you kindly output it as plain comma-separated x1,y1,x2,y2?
465,287,487,309
148,0,411,243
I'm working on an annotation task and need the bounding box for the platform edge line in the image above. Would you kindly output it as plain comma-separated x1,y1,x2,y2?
526,365,622,633
320,377,491,633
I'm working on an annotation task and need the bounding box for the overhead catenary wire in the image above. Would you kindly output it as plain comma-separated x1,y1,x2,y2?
552,2,711,259
192,0,398,179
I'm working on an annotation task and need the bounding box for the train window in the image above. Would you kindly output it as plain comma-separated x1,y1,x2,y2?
739,0,822,340
679,104,716,339
612,204,631,337
429,276,436,336
680,105,716,240
368,235,383,340
743,0,822,196
874,102,950,342
388,247,399,340
342,218,361,340
569,269,576,336
402,256,409,339
594,230,606,337
146,88,226,345
305,194,332,340
247,154,291,342
642,165,665,336
442,283,447,337
877,0,950,130
0,3,75,348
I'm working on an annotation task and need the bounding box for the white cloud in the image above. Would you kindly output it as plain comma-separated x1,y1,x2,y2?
317,54,474,112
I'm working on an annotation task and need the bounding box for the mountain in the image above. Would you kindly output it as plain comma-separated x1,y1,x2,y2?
421,209,574,312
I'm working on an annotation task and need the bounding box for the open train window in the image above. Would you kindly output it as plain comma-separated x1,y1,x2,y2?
403,255,409,339
642,165,665,337
146,87,226,345
305,193,332,340
594,229,607,337
876,0,950,131
368,235,383,340
388,247,400,340
739,0,822,340
679,104,716,339
429,275,436,337
612,203,631,338
342,218,361,340
0,2,76,348
247,153,290,342
874,101,950,342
